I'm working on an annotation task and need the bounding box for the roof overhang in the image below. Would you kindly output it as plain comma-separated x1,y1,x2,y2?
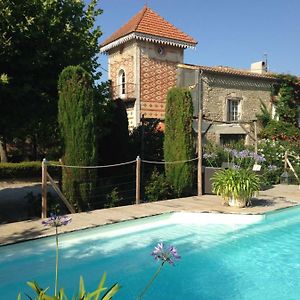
100,32,196,53
177,63,278,81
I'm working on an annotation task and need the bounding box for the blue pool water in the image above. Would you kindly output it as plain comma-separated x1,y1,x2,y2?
1,208,300,299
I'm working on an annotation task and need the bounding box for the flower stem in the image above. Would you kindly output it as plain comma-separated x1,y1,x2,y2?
55,225,59,297
136,263,164,300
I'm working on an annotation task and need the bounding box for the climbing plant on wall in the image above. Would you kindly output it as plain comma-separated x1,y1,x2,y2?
272,74,300,125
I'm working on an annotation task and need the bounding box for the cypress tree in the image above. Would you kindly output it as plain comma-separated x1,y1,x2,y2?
58,65,97,211
164,87,195,196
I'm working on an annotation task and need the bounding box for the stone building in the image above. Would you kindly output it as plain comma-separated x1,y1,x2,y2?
177,64,277,144
100,6,277,144
100,5,197,129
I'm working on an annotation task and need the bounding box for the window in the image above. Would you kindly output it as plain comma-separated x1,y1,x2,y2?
118,69,126,96
220,134,245,145
227,99,240,122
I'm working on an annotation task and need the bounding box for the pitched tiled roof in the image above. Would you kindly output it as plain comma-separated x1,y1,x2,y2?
178,63,278,80
100,6,197,51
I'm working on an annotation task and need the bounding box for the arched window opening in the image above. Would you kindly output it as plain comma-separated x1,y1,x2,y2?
118,69,126,96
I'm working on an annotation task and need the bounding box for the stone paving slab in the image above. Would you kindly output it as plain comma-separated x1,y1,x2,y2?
0,184,299,246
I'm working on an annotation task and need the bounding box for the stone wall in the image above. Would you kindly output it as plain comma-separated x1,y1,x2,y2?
202,73,274,145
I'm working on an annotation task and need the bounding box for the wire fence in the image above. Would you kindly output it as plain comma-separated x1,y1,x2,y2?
42,156,199,217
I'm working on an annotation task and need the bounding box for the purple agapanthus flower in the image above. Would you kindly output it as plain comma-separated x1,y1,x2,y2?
151,243,181,265
252,153,266,163
238,149,250,158
42,213,72,227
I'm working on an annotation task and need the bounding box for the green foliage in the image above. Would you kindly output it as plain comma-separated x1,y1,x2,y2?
58,66,97,211
203,142,228,167
0,161,60,179
258,138,300,185
19,273,120,300
259,120,300,145
212,168,260,206
164,87,195,196
98,98,129,164
145,168,172,202
0,73,8,84
129,119,164,161
0,0,102,160
256,100,272,127
260,167,282,187
104,188,123,208
271,74,300,125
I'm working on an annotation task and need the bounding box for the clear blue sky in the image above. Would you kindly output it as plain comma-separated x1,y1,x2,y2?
97,0,300,81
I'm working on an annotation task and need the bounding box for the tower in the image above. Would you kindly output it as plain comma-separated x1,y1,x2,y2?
100,6,197,128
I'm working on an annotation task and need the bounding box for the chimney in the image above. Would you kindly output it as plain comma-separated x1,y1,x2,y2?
250,61,266,74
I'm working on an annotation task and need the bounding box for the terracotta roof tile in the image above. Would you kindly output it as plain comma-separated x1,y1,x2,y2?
101,6,197,48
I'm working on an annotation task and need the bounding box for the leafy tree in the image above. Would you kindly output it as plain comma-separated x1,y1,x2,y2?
0,0,102,161
58,66,97,211
164,87,195,196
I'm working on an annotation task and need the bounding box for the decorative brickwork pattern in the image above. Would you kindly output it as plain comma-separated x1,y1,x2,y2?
140,54,177,119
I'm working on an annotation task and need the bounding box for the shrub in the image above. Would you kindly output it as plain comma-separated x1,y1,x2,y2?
105,187,123,208
0,161,60,179
145,168,172,202
259,120,300,144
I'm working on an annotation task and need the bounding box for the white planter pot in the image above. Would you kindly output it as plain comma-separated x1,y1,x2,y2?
228,196,247,208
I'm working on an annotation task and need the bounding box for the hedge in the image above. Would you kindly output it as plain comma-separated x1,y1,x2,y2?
0,161,61,179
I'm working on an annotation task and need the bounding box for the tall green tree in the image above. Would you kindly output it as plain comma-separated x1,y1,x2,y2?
0,0,102,161
164,87,195,196
58,66,97,211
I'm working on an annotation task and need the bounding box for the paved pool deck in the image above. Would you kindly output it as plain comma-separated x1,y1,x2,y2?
1,184,300,246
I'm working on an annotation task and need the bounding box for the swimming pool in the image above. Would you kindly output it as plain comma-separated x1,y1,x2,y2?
1,207,300,299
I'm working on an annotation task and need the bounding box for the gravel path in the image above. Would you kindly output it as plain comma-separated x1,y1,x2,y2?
0,179,53,223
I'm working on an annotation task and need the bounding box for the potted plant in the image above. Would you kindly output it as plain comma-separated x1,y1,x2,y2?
211,168,260,207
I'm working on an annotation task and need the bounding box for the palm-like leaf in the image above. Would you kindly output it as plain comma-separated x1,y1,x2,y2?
20,274,120,300
212,168,260,203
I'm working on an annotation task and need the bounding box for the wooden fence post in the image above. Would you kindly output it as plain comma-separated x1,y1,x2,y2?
284,150,288,171
41,158,47,218
136,156,141,204
197,108,203,196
